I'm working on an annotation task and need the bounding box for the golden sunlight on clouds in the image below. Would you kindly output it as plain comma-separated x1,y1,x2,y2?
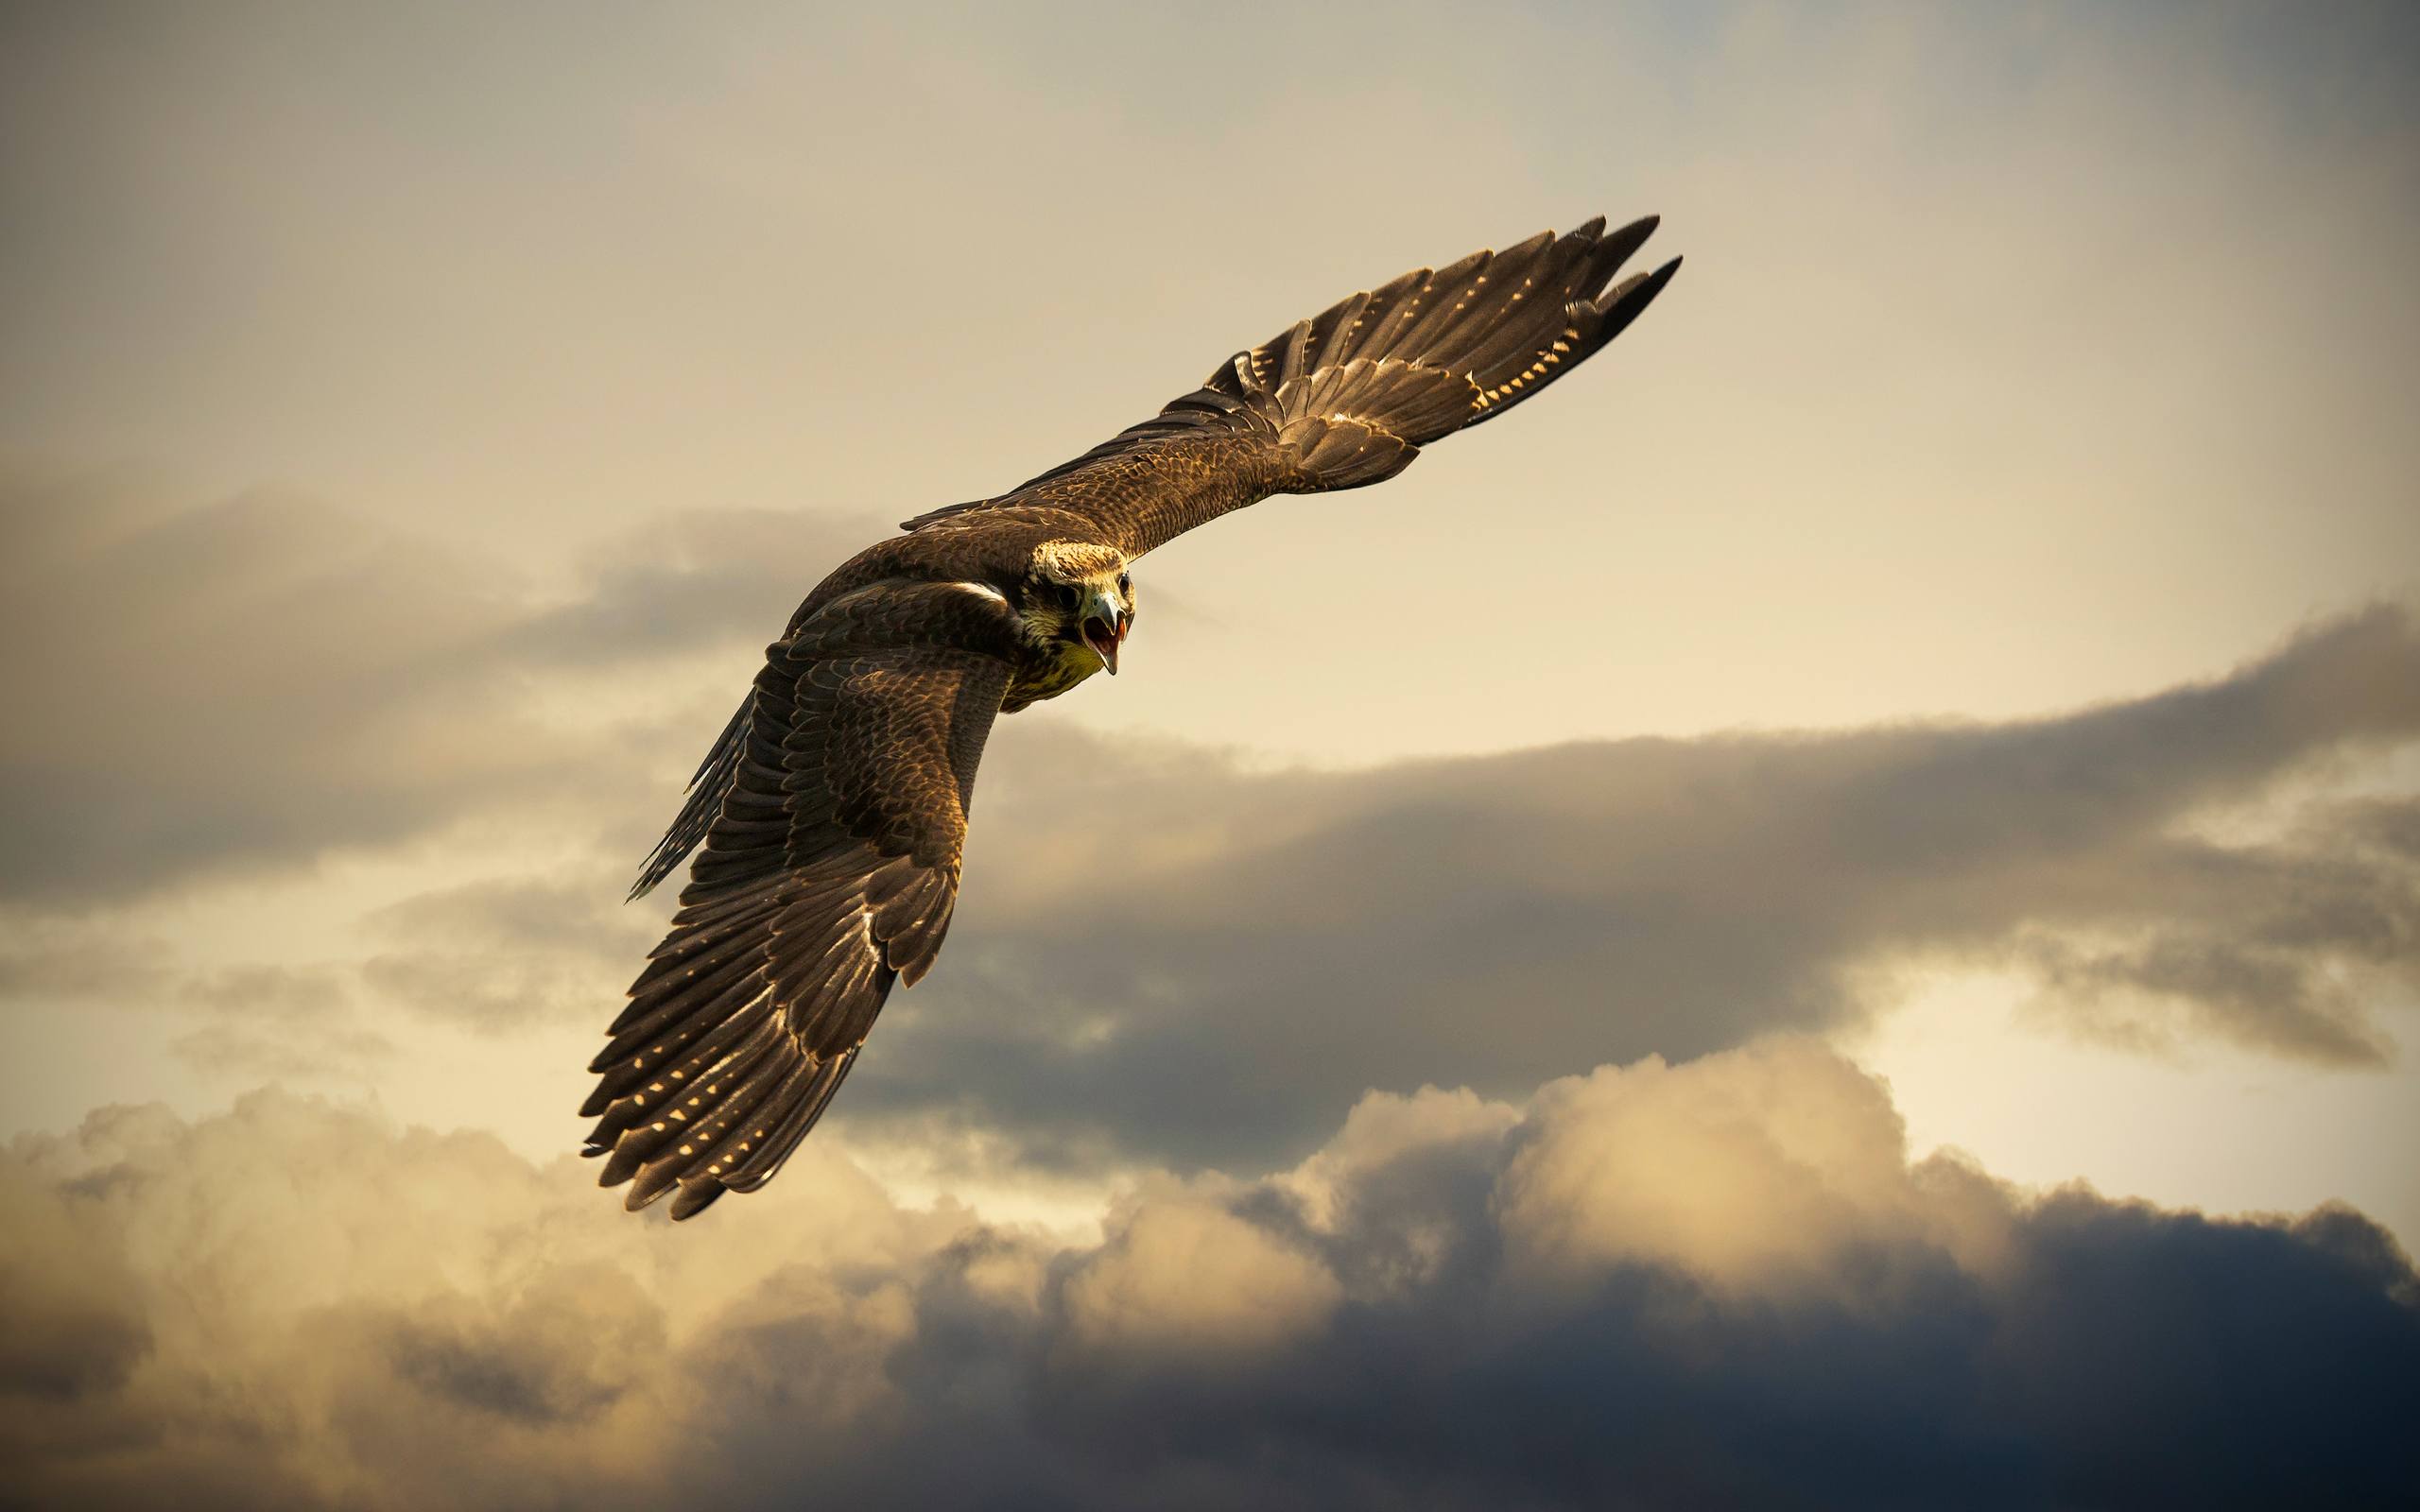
6,1041,2412,1508
4,2,2417,1503
1063,1194,1344,1358
1497,1041,1950,1299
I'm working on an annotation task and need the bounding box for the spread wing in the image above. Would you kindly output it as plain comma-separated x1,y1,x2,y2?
901,213,1679,558
583,580,1016,1219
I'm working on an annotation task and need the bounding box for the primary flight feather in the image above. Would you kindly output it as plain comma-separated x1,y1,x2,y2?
585,214,1682,1218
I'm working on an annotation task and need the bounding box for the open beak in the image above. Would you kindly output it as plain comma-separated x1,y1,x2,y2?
1080,606,1125,675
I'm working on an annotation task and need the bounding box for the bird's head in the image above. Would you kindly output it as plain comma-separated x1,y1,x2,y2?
1020,541,1134,676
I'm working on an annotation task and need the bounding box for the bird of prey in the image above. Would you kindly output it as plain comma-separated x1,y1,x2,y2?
584,213,1681,1218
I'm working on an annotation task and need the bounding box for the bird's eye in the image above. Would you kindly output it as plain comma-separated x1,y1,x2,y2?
1058,582,1080,610
1117,572,1131,593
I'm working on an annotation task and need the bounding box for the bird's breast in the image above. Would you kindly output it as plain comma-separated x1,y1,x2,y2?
1002,638,1103,713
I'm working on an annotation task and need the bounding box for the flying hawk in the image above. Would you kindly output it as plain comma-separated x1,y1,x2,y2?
584,214,1681,1217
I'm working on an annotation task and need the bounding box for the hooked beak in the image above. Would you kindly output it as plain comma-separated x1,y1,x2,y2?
1080,604,1125,675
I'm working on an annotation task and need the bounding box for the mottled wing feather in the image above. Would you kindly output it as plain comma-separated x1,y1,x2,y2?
900,213,1679,558
627,696,748,902
587,581,1017,1219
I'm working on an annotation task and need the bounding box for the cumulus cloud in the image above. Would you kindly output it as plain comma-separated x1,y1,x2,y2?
1062,1194,1342,1361
853,607,2420,1168
0,1161,149,1404
1495,1042,1940,1299
0,1088,959,1509
3,1041,2412,1510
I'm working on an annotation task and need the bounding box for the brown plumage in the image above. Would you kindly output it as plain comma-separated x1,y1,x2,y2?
586,213,1681,1217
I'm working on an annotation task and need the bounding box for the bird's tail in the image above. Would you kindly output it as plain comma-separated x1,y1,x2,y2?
1222,215,1678,492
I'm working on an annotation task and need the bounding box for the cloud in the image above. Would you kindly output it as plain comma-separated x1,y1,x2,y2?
847,607,2420,1169
3,1040,2412,1510
0,474,537,905
13,468,2406,1183
93,594,2403,1173
1062,1194,1342,1361
0,1086,960,1509
0,471,875,908
1495,1041,1936,1299
0,922,173,1005
166,964,393,1082
358,874,659,1034
0,1160,149,1403
4,9,2412,1499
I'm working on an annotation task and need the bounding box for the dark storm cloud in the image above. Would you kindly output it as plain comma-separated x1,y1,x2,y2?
4,1042,2412,1511
847,607,2420,1169
0,472,875,907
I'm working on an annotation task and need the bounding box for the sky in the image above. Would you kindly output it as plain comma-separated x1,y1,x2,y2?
3,2,2417,1506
